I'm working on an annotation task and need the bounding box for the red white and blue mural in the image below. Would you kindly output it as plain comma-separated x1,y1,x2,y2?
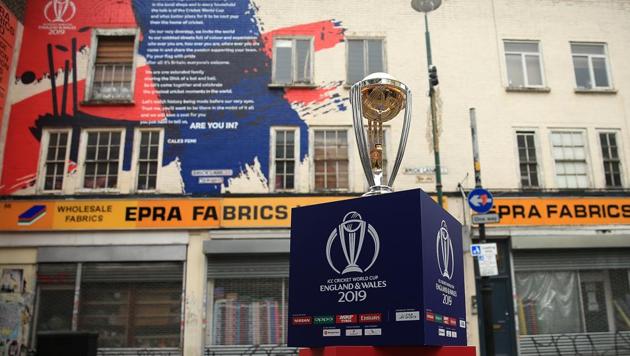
0,0,348,195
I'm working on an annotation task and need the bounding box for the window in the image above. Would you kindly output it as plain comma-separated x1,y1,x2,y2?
82,129,124,190
516,269,630,335
347,38,385,85
39,129,71,191
516,131,539,188
36,262,183,348
571,43,611,89
599,132,622,188
272,37,313,85
551,131,589,189
86,29,138,102
271,128,298,191
212,278,288,345
135,129,163,191
504,41,544,87
314,129,349,190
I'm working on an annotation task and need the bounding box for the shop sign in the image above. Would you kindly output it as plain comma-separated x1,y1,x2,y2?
491,197,630,226
0,196,353,231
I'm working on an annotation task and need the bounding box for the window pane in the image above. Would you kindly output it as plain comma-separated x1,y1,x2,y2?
295,39,311,83
274,43,292,84
212,278,286,345
571,43,605,55
592,57,609,87
505,42,538,52
506,54,524,87
525,55,543,86
516,271,582,335
36,289,75,332
580,271,610,332
347,40,365,84
367,39,384,75
573,56,591,88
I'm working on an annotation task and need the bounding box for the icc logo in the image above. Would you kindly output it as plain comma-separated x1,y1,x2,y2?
326,211,380,275
436,220,454,280
44,0,76,23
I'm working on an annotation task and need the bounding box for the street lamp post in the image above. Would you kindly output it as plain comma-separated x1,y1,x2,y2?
411,0,443,207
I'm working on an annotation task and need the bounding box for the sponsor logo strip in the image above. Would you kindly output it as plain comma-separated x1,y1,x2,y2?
291,316,312,325
395,311,420,321
314,315,334,325
359,313,382,323
364,328,382,336
336,314,357,324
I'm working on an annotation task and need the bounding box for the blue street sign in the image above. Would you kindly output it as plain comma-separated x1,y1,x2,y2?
467,188,494,214
470,245,481,257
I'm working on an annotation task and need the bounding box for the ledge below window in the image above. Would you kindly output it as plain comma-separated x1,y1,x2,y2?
505,86,551,93
81,100,135,106
574,88,617,94
267,83,318,89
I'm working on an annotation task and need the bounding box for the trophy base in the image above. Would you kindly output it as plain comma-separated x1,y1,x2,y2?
341,265,363,274
363,185,393,196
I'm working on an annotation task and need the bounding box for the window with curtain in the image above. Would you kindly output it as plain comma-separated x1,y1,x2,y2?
551,131,588,189
347,38,385,85
504,41,544,88
212,278,288,345
89,34,136,101
516,131,539,188
599,132,622,188
314,129,349,190
272,37,313,85
571,43,611,89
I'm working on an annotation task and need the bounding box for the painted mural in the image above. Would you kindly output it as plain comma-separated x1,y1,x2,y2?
0,0,348,195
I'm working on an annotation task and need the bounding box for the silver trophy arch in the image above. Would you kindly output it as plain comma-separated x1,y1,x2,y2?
350,73,412,196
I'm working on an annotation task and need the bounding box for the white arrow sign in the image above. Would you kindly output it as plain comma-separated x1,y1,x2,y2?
469,194,492,207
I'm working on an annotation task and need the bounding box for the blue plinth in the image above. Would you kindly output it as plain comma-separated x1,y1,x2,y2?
288,189,466,347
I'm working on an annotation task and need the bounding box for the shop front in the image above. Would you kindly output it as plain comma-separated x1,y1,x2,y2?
486,196,630,356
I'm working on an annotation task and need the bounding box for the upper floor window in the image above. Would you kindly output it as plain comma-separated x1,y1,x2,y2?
516,131,539,188
347,38,385,85
314,129,349,190
39,129,72,192
571,43,611,89
134,129,163,192
551,131,588,189
504,41,544,88
86,29,138,103
270,128,299,191
599,132,622,188
81,129,124,190
272,37,313,86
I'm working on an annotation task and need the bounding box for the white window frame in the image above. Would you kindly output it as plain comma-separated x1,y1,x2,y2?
131,128,164,193
549,129,591,189
597,129,624,188
37,128,72,193
269,127,300,192
270,36,314,86
503,40,546,88
77,128,126,192
570,42,613,90
84,28,140,103
310,127,352,192
345,36,387,86
514,129,542,189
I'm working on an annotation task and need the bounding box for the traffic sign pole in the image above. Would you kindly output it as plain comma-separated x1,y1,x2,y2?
470,108,494,356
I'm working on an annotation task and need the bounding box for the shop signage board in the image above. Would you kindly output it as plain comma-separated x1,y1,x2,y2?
288,189,467,347
1,196,628,231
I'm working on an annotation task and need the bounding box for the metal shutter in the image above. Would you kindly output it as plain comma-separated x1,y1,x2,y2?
513,248,630,271
81,262,183,282
37,263,77,284
207,254,289,279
